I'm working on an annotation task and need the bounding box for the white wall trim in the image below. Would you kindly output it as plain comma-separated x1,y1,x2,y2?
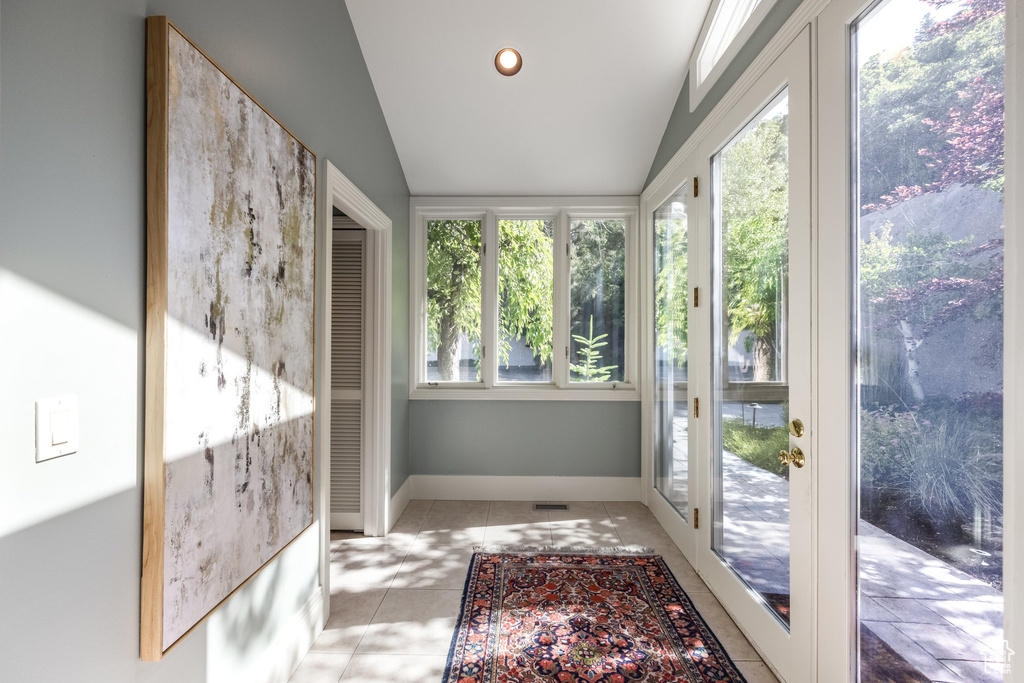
409,475,641,502
389,476,412,531
1004,0,1022,673
319,159,393,630
409,386,640,401
643,0,830,206
409,197,640,397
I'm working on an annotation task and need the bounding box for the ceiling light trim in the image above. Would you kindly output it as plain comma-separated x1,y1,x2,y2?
494,47,523,76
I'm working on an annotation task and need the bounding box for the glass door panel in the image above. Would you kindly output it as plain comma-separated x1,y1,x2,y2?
712,90,793,626
852,0,1005,680
654,190,690,518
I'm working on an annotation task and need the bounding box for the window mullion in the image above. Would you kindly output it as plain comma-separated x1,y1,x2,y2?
553,209,569,388
481,210,498,388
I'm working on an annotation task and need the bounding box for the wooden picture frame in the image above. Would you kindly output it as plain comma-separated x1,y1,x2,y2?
142,16,316,661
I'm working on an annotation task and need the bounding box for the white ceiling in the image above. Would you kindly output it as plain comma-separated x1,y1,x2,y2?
345,0,711,196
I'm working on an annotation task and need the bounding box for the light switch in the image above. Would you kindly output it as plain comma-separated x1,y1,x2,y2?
50,409,70,445
35,396,79,462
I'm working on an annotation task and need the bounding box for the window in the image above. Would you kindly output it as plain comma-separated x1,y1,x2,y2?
688,0,778,110
426,219,483,382
411,200,638,398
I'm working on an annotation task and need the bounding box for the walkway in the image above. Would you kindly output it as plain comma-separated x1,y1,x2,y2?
718,451,1004,682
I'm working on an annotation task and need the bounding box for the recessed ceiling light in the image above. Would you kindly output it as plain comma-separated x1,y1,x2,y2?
494,48,522,76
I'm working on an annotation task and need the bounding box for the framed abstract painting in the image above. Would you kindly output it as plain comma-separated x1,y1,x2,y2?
142,16,316,661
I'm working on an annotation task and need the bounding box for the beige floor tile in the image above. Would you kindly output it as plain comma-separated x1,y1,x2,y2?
354,589,463,655
548,517,622,547
656,547,712,594
734,660,782,683
604,501,656,521
487,500,551,524
312,587,387,653
338,654,447,682
427,500,489,516
377,513,426,547
288,652,351,683
482,522,553,547
401,499,435,516
330,530,365,553
610,518,676,547
547,501,613,520
412,520,487,547
391,545,475,590
686,591,761,662
330,545,409,588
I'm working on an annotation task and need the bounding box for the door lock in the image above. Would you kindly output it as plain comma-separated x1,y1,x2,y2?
778,447,806,468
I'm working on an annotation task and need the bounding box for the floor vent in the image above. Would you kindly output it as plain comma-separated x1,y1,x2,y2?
534,503,569,511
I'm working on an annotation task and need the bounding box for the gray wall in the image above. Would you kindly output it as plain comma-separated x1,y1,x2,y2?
410,401,641,477
644,0,804,186
0,0,408,681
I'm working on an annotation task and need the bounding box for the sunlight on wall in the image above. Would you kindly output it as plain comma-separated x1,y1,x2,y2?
0,269,138,539
165,317,314,465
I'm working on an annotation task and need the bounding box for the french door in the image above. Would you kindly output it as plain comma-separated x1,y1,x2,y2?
646,27,814,682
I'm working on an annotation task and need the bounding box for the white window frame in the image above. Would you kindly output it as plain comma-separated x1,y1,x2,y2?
688,0,779,112
410,197,639,401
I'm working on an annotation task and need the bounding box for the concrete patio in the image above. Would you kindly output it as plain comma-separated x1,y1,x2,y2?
720,450,1005,682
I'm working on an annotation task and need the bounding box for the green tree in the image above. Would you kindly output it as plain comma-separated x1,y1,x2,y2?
498,220,555,370
426,219,555,381
570,219,626,381
570,316,618,381
721,107,789,381
858,1,1004,209
655,212,689,369
427,220,482,380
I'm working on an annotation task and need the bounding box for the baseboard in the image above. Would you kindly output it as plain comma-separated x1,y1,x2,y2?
389,476,412,531
409,475,641,502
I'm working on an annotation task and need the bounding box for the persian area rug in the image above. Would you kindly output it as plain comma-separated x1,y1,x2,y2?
443,547,748,683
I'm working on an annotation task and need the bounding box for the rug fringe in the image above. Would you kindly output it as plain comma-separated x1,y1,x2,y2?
473,545,658,556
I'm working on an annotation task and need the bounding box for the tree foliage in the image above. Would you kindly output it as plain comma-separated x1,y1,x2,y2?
426,219,556,381
720,105,789,381
498,220,555,369
570,220,626,382
427,220,483,380
655,212,689,369
858,0,1004,210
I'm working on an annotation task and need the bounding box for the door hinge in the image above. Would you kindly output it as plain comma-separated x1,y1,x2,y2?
566,243,570,256
694,397,699,418
482,243,486,255
693,508,699,529
482,345,486,358
565,346,569,359
693,287,699,307
693,176,699,197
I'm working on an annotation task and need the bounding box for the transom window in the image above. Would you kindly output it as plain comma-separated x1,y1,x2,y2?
689,0,778,110
411,199,638,399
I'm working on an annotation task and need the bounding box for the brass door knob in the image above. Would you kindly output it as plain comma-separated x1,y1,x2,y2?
788,419,805,438
778,447,806,468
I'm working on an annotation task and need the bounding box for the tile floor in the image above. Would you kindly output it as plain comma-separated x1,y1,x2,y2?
288,499,779,683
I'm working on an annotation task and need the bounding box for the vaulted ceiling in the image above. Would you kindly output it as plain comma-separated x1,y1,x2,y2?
345,0,711,196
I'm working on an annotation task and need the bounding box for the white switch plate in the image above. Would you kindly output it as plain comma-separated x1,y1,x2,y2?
35,395,79,462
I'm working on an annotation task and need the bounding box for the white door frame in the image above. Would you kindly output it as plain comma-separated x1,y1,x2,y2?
816,1,1024,680
317,160,392,623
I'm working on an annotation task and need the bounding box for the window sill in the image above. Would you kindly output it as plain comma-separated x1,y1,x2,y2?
409,384,639,401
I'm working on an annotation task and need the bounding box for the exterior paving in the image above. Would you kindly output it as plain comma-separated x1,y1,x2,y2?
659,411,1005,682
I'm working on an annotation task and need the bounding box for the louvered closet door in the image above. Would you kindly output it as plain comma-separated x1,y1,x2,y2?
331,225,365,530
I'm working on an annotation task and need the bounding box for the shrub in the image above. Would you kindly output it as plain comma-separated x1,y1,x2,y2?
721,418,790,478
